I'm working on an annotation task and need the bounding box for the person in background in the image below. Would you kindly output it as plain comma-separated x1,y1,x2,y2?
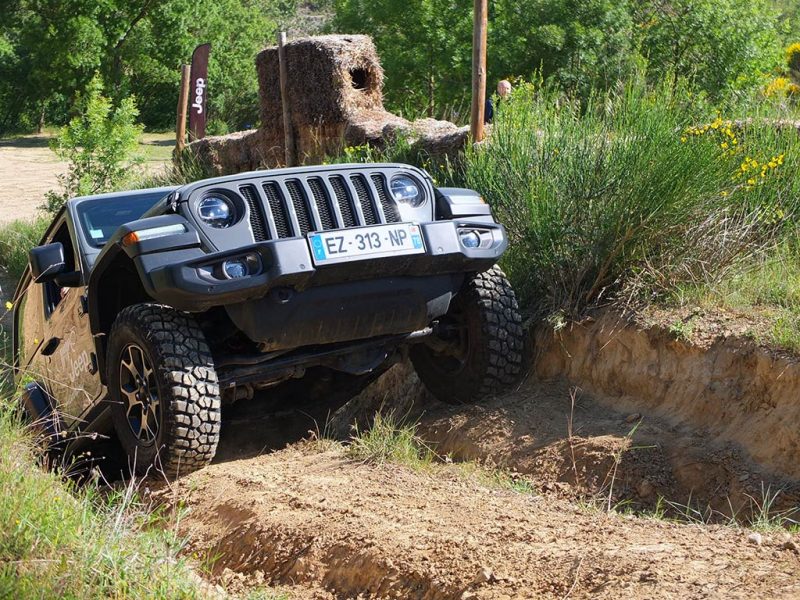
484,79,512,123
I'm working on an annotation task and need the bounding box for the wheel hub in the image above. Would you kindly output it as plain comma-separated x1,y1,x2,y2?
119,343,160,444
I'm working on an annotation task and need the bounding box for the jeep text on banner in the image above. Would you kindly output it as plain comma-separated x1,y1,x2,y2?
189,43,211,141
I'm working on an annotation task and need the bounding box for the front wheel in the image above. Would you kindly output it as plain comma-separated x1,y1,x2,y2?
107,304,221,478
411,266,526,404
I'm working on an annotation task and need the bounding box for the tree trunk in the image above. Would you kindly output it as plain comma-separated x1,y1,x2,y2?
37,103,45,134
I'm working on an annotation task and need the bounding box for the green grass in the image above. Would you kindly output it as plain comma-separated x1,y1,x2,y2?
346,412,435,469
667,240,800,351
0,400,211,599
0,218,47,281
344,412,537,494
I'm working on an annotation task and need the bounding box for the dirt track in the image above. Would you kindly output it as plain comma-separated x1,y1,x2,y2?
0,133,173,224
0,135,65,222
156,374,800,599
170,442,800,599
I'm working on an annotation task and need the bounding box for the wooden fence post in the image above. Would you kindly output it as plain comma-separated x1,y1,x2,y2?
470,0,488,143
176,64,191,154
277,31,296,167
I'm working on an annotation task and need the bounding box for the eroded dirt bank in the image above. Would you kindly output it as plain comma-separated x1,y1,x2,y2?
534,312,800,480
160,311,800,599
167,443,800,600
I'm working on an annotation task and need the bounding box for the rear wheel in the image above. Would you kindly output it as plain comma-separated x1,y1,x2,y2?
107,304,221,478
411,266,526,404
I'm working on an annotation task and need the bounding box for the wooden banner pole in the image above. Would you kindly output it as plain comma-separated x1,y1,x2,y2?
470,0,488,143
277,31,296,167
176,64,191,154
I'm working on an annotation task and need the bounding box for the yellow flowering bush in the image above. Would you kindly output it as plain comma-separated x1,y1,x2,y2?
682,117,739,156
765,77,791,97
786,42,800,72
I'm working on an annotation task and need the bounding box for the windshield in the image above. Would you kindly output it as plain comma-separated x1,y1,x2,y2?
75,191,168,248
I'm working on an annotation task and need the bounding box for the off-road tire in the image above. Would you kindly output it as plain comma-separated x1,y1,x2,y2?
107,303,221,478
411,266,525,404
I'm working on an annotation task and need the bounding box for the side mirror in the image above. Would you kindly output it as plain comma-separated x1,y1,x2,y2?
29,243,66,283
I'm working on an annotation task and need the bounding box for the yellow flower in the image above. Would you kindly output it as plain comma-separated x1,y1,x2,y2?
720,191,729,197
720,142,729,149
747,178,757,185
4,301,11,310
786,42,800,69
681,136,688,143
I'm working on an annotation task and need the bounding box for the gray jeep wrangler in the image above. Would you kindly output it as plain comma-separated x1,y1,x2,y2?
13,163,525,476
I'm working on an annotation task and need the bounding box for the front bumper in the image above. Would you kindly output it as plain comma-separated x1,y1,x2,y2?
139,220,507,312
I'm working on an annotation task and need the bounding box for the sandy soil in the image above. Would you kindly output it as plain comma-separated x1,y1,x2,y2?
0,133,173,224
167,443,800,599
149,373,800,599
0,135,66,222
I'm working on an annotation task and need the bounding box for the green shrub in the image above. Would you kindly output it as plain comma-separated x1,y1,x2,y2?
451,78,800,317
43,76,144,215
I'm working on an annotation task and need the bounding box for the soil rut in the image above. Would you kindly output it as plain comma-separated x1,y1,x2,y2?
168,443,799,599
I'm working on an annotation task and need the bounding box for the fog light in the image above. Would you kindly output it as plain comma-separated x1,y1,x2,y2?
222,259,248,279
460,231,481,249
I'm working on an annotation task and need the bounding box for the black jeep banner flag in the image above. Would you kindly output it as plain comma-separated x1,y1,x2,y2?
188,43,211,140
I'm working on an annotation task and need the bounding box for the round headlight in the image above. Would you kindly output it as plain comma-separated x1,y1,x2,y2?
222,259,248,279
198,196,234,228
390,175,424,207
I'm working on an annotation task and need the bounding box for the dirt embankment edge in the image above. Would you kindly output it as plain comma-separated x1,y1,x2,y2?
534,312,800,480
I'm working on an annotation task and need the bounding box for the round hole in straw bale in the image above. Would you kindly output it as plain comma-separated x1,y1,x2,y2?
350,68,370,91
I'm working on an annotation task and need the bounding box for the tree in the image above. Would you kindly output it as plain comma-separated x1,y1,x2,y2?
491,0,638,100
330,0,474,119
43,76,143,214
0,0,298,134
634,0,782,97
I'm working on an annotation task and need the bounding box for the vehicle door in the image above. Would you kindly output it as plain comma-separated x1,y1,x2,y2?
13,269,50,389
39,216,104,426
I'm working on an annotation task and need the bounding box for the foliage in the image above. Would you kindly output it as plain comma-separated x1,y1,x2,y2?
491,0,639,102
445,78,800,317
634,0,782,98
0,401,202,599
0,218,47,280
43,76,144,214
668,238,800,353
329,0,473,119
0,0,297,134
331,0,788,118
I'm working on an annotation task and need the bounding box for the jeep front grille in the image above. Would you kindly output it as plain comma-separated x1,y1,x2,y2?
240,171,401,240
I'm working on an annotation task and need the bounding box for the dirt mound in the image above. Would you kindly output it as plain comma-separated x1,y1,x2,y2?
165,443,800,599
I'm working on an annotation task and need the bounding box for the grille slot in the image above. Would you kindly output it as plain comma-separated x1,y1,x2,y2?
330,176,356,227
286,180,312,235
308,178,335,230
371,174,400,223
262,182,292,238
351,175,377,225
239,185,269,241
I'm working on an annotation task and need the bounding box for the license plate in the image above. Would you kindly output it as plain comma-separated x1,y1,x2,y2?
308,223,425,265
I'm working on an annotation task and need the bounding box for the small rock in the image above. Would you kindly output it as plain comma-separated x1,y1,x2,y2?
461,593,477,600
473,566,495,585
747,532,763,546
625,413,642,424
637,479,655,498
738,473,750,482
782,539,799,553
